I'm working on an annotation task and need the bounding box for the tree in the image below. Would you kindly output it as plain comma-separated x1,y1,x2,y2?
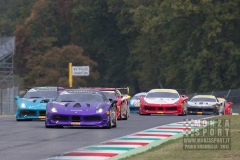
23,45,99,87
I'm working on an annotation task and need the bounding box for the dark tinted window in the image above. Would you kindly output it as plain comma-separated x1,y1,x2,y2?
55,92,104,102
146,92,179,98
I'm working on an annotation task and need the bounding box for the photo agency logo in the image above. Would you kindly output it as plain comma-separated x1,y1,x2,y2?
183,119,231,150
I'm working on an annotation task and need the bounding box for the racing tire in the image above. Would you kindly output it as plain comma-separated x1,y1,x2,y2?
178,109,187,116
112,105,117,128
104,113,112,129
127,104,130,118
104,106,117,129
119,105,123,120
123,105,129,120
45,121,54,128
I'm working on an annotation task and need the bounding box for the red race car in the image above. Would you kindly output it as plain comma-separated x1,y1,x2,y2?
85,87,131,120
217,97,233,115
139,89,188,116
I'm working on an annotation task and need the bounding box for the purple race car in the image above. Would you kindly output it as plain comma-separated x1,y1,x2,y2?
45,89,117,128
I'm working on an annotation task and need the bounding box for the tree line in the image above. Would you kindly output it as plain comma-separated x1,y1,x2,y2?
1,0,240,94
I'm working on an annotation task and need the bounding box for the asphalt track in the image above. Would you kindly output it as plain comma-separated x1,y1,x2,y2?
0,114,213,160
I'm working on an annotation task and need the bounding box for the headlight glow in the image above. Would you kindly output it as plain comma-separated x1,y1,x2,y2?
96,108,103,113
212,105,218,108
21,103,26,108
51,107,57,112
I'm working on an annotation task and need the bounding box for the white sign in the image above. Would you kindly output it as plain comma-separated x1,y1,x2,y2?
72,66,89,76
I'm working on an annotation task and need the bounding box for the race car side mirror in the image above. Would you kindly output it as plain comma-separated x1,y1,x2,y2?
181,95,188,100
109,99,118,104
14,96,19,100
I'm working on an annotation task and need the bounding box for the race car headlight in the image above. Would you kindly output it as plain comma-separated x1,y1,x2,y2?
50,103,57,112
96,108,103,113
21,103,26,108
211,104,216,108
51,107,57,112
96,106,105,113
174,102,184,106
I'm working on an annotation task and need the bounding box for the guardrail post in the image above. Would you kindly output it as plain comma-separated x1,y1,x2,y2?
0,88,2,114
226,89,231,98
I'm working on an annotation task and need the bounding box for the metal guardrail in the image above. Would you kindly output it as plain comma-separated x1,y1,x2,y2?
0,87,18,115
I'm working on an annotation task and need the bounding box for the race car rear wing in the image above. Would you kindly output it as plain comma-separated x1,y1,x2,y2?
116,87,129,95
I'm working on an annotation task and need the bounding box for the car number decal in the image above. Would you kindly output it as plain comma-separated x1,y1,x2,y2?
39,116,45,119
71,122,80,125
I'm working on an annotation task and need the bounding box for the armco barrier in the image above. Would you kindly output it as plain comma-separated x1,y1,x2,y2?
0,87,18,115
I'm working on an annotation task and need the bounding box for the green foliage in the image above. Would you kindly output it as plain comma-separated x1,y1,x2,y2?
2,0,240,93
24,45,99,87
0,0,37,36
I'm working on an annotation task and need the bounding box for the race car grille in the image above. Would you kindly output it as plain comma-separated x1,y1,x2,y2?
166,107,177,111
52,115,69,121
71,116,81,122
73,103,81,107
39,111,46,116
84,116,101,121
144,106,177,111
20,110,37,116
188,108,214,112
144,107,155,110
131,108,139,111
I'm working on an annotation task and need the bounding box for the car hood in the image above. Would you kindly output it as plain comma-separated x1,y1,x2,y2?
144,98,179,104
18,98,53,109
130,99,140,105
187,101,217,106
51,102,106,113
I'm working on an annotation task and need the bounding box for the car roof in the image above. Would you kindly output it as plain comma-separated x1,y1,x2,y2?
134,92,147,96
59,89,101,94
148,89,178,93
193,95,216,98
29,86,59,91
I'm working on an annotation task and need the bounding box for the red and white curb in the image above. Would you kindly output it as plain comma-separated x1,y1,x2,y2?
46,121,206,160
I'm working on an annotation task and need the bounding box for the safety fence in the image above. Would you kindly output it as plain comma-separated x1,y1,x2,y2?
0,87,18,115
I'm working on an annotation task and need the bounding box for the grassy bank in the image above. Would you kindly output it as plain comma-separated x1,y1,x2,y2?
121,115,240,160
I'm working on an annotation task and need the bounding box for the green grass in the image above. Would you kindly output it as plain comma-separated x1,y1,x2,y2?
120,115,240,160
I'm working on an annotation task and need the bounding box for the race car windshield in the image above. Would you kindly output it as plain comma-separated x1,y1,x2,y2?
101,92,116,100
132,94,145,100
146,92,179,98
190,98,216,102
55,93,104,102
24,90,58,99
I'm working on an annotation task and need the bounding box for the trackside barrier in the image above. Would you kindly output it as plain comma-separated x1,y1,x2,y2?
0,87,18,115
